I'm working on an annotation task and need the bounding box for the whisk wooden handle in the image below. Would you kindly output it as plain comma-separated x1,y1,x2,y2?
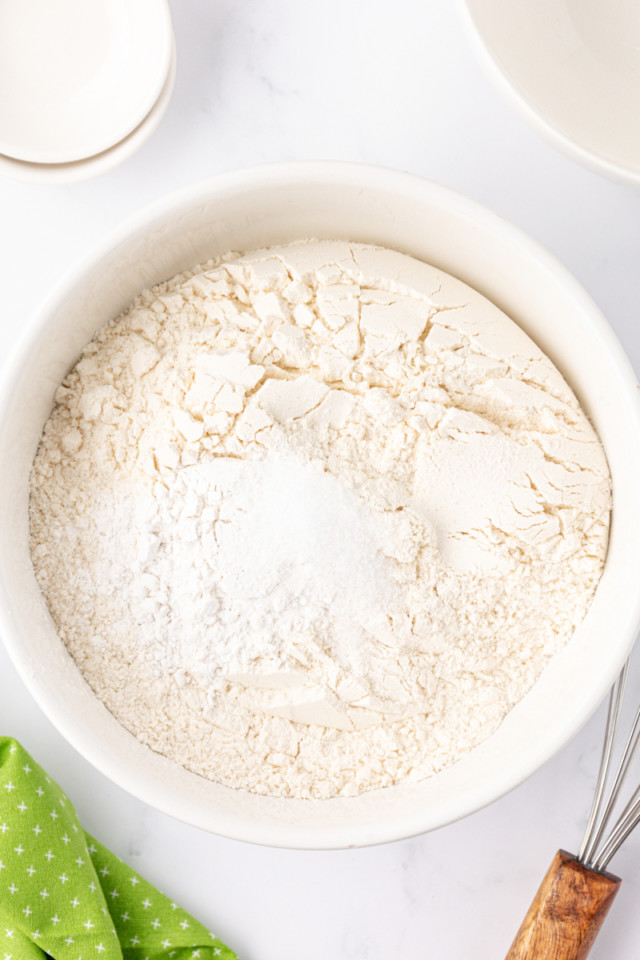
505,850,621,960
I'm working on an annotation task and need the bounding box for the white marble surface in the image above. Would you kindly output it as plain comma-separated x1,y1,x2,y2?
1,1,640,956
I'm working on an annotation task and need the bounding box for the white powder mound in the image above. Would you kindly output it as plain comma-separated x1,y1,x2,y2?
29,240,612,799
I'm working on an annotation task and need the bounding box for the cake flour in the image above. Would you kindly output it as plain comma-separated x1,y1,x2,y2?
29,240,612,798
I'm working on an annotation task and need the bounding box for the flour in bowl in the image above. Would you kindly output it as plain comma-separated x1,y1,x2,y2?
29,240,612,798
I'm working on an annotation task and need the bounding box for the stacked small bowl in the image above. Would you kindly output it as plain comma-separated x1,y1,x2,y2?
0,0,175,184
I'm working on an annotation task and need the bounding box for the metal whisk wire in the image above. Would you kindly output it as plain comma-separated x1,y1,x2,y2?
578,656,640,872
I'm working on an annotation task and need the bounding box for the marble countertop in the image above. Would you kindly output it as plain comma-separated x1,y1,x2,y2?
1,1,640,956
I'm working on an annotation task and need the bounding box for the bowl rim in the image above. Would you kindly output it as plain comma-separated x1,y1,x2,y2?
457,0,640,188
2,160,640,847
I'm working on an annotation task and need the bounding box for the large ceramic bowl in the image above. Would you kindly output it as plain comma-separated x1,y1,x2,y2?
459,0,640,187
1,163,639,848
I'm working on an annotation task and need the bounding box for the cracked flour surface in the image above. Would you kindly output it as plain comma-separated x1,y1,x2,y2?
29,241,611,799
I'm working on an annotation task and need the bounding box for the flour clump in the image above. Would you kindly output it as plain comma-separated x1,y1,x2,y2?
29,240,612,799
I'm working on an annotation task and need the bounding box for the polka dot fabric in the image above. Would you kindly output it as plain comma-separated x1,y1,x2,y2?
0,738,237,960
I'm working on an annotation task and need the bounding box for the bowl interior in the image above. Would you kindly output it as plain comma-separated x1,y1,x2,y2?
462,0,640,184
1,165,639,847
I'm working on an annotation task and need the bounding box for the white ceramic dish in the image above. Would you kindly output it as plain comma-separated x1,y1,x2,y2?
1,163,639,849
0,0,173,165
459,0,640,187
0,38,176,186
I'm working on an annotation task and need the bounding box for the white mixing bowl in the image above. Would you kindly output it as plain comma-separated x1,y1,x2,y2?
1,163,639,848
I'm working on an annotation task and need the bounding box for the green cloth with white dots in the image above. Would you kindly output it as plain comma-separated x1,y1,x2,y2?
0,738,237,960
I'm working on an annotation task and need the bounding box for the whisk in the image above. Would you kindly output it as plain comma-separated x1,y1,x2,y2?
506,657,640,959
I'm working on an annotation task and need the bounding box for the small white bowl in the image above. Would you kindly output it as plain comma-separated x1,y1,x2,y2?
1,163,639,848
459,0,640,187
0,0,173,165
0,38,176,186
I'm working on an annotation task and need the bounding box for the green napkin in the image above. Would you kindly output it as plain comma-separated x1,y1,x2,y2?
0,737,237,960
